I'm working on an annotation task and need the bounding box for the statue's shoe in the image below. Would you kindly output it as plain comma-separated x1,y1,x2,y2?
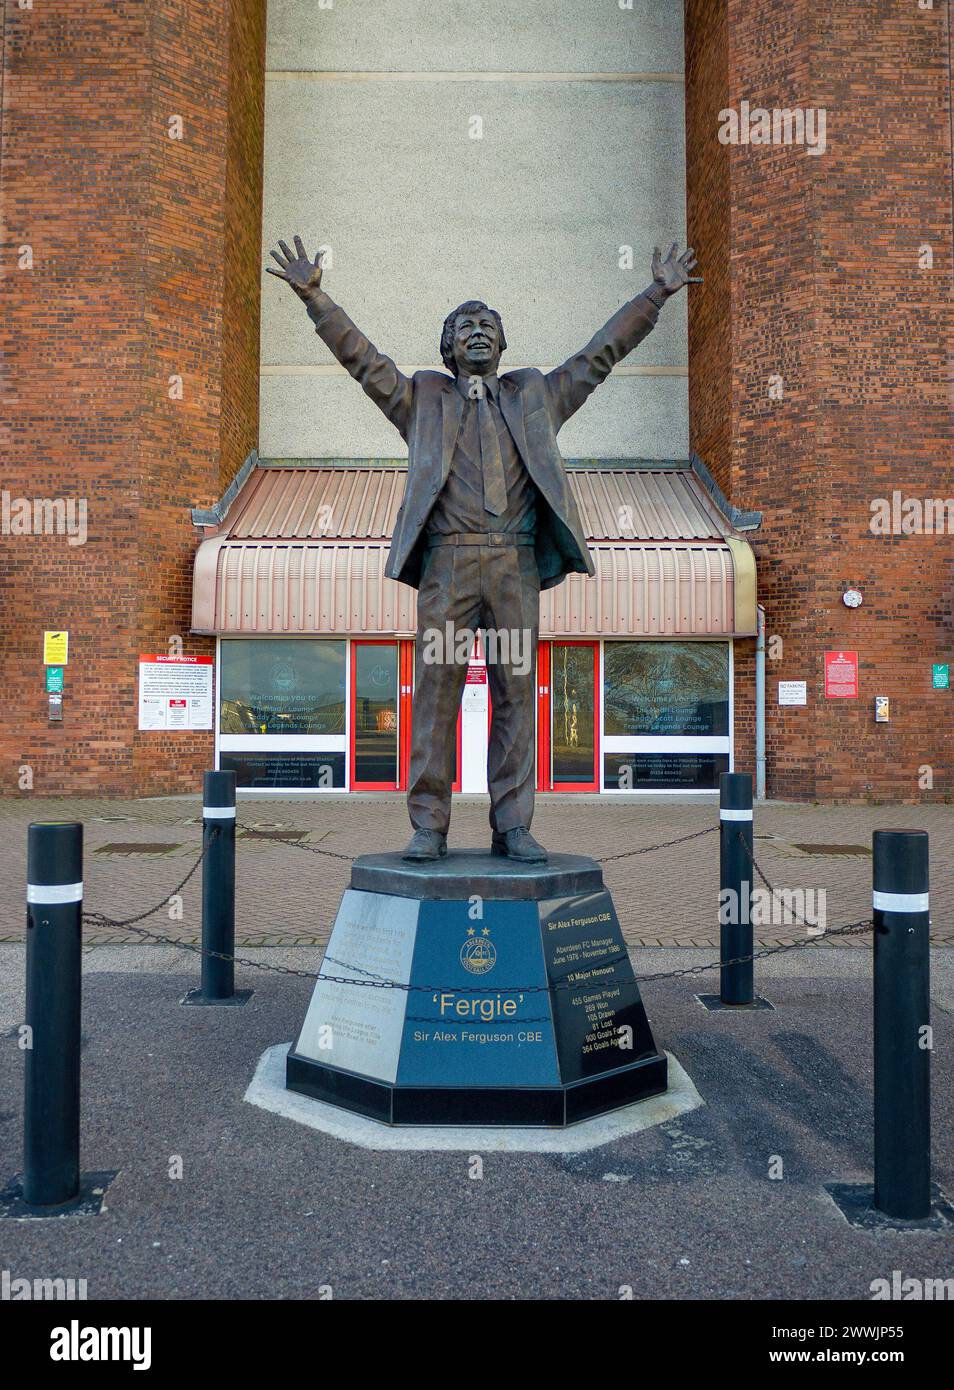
402,828,447,862
490,827,548,863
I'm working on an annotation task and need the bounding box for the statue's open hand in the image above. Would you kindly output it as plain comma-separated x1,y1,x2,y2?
651,244,702,296
266,237,324,301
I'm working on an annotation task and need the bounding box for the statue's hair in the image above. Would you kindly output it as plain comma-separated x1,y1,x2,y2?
440,300,507,375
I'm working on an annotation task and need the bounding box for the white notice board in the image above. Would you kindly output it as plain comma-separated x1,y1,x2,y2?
778,680,808,707
138,655,213,730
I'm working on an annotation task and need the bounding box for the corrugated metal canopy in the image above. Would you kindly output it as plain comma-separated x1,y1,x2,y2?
192,463,757,638
225,466,405,540
214,463,729,542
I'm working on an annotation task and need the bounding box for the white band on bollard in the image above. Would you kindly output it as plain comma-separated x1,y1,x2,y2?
203,806,236,819
27,882,83,905
872,890,929,914
720,809,753,821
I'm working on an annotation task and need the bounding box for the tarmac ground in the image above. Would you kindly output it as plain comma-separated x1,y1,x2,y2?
1,940,952,1300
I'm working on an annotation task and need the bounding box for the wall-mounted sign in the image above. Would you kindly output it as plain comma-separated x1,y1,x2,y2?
138,654,213,730
45,666,64,693
874,695,890,723
48,692,63,722
778,680,807,706
43,631,68,665
824,650,858,698
933,664,949,689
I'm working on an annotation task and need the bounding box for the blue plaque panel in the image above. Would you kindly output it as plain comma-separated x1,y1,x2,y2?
539,891,658,1084
397,899,560,1088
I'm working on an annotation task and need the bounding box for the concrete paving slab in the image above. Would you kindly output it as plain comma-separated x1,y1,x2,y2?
3,794,953,949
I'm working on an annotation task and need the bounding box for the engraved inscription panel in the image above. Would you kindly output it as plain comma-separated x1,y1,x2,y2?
295,890,419,1083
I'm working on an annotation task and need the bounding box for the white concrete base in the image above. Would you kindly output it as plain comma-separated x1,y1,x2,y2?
243,1043,704,1153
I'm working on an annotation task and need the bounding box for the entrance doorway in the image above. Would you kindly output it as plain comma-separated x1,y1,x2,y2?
350,640,400,790
539,640,599,791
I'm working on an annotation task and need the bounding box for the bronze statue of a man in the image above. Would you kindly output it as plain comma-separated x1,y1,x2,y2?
268,239,700,863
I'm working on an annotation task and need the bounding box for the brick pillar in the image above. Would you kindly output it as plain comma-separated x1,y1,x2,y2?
686,0,954,801
1,0,266,796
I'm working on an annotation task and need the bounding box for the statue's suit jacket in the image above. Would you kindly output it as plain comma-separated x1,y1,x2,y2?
306,289,661,591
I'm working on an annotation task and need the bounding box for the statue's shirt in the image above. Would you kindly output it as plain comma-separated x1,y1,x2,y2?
425,373,537,538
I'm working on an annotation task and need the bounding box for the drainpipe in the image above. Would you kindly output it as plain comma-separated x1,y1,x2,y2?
755,604,766,801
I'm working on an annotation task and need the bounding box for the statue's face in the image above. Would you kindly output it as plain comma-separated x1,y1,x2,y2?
451,307,501,376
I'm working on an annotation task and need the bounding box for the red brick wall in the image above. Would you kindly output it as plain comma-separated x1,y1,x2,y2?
684,0,732,499
0,0,265,797
684,0,757,784
687,0,954,801
219,0,267,494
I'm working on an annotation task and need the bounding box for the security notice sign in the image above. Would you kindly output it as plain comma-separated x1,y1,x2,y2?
138,655,213,730
824,650,859,699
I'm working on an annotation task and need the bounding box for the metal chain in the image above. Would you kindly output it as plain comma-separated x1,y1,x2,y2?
277,837,356,864
627,916,873,984
277,821,719,867
595,823,717,864
82,814,718,870
82,831,215,932
83,904,871,992
78,820,872,992
734,827,844,936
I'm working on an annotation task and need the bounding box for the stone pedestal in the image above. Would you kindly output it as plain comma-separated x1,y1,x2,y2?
286,851,667,1127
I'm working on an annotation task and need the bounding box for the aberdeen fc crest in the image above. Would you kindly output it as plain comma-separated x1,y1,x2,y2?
460,925,496,975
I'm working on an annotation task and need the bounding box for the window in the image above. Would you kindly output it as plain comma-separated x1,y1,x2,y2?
604,642,728,737
602,641,731,792
220,640,345,735
218,639,348,791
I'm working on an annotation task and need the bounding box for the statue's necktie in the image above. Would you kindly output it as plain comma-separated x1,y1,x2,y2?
477,394,508,516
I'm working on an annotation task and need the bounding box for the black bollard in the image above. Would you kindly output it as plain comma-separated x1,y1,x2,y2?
24,822,82,1207
873,829,930,1221
201,769,237,1001
719,772,753,1005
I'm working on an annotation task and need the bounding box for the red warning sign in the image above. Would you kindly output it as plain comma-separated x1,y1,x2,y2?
824,650,858,698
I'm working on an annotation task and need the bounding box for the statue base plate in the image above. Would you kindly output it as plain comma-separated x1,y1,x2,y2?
286,850,667,1128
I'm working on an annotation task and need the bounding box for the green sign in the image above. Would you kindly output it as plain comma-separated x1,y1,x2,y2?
45,666,64,693
933,664,949,690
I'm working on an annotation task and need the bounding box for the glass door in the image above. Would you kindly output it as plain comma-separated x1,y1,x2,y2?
549,641,599,791
351,641,400,790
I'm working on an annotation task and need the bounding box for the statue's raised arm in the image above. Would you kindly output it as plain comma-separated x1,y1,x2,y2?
267,234,413,440
544,244,701,432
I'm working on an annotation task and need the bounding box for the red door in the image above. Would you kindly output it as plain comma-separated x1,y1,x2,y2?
399,639,414,790
350,640,400,790
536,641,551,792
539,640,599,792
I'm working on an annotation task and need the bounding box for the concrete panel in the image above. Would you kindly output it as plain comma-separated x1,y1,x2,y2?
260,372,688,461
266,0,685,75
262,77,687,372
